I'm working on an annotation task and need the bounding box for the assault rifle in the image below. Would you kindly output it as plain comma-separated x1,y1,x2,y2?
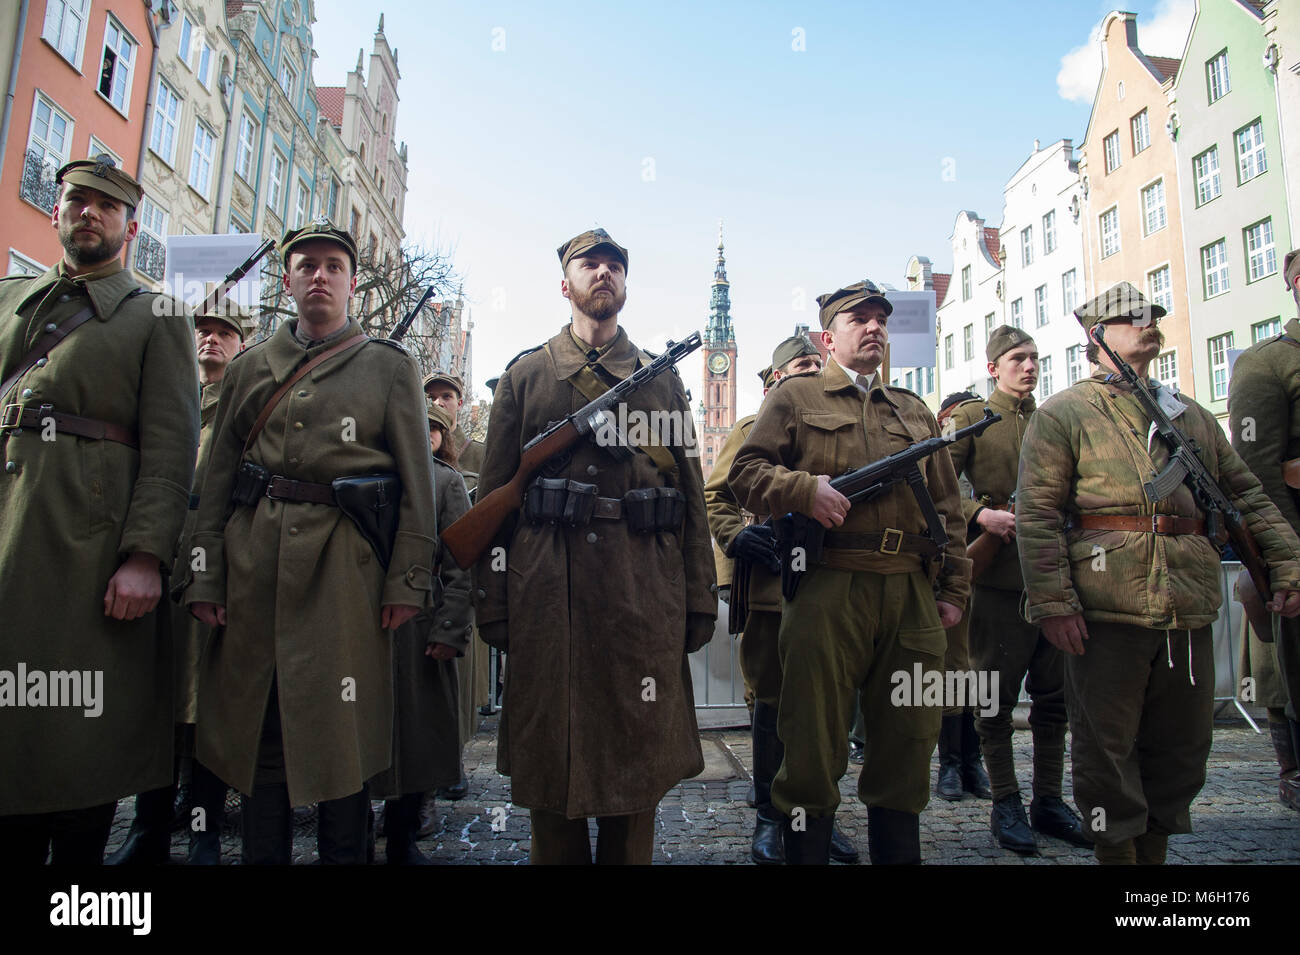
1092,322,1274,609
439,332,703,568
388,285,437,343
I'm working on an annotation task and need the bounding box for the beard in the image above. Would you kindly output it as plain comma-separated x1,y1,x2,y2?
59,221,127,267
570,282,626,322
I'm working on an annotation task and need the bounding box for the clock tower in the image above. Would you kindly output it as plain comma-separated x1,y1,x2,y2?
699,222,737,481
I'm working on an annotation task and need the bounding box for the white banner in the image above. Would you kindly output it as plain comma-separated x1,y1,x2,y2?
883,290,936,369
165,233,265,309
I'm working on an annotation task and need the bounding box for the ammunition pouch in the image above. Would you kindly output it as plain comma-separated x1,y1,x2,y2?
523,478,685,533
525,478,598,525
333,473,402,568
231,461,271,506
624,486,685,535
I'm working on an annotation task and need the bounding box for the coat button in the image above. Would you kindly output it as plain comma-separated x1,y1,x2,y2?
586,465,598,476
298,391,308,398
477,589,486,599
20,388,33,398
586,532,597,543
57,294,71,303
288,526,299,536
441,620,452,629
293,421,304,430
45,323,58,332
4,462,16,474
35,358,47,368
289,457,299,464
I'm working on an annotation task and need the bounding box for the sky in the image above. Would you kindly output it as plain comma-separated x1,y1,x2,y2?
311,0,1196,417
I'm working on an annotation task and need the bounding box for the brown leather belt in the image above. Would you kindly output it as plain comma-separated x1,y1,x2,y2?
824,528,941,557
1,402,138,449
266,475,336,505
1077,514,1205,536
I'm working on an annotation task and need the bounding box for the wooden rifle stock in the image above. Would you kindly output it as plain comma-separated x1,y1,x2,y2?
965,504,1012,582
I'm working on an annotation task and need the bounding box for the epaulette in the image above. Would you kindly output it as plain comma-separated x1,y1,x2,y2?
954,397,986,411
367,337,408,355
505,344,543,371
0,274,32,284
773,370,819,388
884,383,923,401
228,337,270,363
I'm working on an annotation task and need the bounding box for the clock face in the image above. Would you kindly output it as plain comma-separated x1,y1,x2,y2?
708,352,731,375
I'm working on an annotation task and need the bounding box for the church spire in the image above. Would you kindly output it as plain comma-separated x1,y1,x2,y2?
705,220,734,346
714,219,728,285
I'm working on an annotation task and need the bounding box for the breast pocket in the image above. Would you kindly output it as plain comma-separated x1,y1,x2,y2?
797,411,864,475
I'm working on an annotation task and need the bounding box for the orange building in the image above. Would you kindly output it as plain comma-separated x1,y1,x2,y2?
0,0,157,275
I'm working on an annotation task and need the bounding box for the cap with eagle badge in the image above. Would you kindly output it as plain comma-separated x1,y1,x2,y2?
1073,281,1166,332
557,228,629,274
816,279,892,330
422,369,464,398
55,155,144,208
280,218,358,271
986,325,1034,363
195,301,253,340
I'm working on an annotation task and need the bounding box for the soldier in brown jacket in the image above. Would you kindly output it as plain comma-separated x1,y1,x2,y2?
473,228,716,864
729,280,970,864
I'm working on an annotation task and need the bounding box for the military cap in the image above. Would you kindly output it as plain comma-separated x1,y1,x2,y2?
986,325,1034,363
816,279,892,330
557,228,629,274
422,369,464,398
195,301,253,340
1073,281,1165,332
940,390,979,413
771,334,821,371
280,218,358,271
758,365,777,389
55,155,143,208
427,404,455,433
1284,248,1300,293
485,376,501,394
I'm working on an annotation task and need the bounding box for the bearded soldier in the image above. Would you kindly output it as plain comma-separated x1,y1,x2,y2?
1017,282,1300,864
473,228,716,864
0,159,200,863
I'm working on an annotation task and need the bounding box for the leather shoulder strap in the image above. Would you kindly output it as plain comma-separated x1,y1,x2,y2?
0,304,98,403
241,333,367,458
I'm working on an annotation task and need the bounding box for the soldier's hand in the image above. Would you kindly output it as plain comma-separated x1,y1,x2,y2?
976,508,1016,542
190,602,227,627
104,552,163,621
810,475,851,529
1040,613,1089,655
730,524,781,575
382,604,421,630
936,600,962,628
1267,589,1300,618
425,642,458,661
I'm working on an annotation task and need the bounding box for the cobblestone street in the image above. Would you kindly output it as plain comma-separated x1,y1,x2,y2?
108,713,1300,865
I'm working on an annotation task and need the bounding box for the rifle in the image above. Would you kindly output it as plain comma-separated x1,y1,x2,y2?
966,491,1015,582
773,408,1000,602
194,238,275,320
389,285,437,343
1092,323,1274,609
439,332,703,568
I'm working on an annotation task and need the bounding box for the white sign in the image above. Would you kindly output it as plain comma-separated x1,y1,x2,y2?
166,234,265,309
883,290,936,369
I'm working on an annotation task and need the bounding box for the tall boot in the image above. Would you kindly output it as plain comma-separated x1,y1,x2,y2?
241,784,292,865
959,710,992,798
317,787,369,865
866,807,921,865
782,813,833,865
1276,719,1300,811
385,793,433,865
187,760,227,865
936,714,963,800
750,701,785,865
1134,831,1167,865
105,784,175,865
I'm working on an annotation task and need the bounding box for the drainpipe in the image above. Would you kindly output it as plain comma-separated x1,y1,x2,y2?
210,43,240,233
127,3,169,283
0,0,29,189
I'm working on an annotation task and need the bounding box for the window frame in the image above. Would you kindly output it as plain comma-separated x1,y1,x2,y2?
1192,145,1222,207
41,0,89,70
22,90,74,214
1066,345,1083,386
235,112,258,183
963,323,973,362
1034,284,1049,327
1131,109,1150,154
1206,49,1230,104
1208,332,1234,401
1099,206,1120,258
1244,218,1277,284
1156,350,1178,389
1235,118,1267,184
1140,177,1168,236
1010,298,1023,329
1020,226,1033,267
961,265,971,302
1201,239,1230,299
267,148,286,214
1252,318,1281,343
1104,130,1122,173
188,120,216,199
1147,264,1174,315
1042,210,1057,255
1061,268,1077,317
149,77,181,166
97,14,138,117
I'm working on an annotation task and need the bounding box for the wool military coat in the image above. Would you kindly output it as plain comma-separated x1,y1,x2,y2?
0,261,199,814
1017,372,1300,630
473,325,716,819
182,318,436,806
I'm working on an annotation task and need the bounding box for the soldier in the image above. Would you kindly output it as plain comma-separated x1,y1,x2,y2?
1017,281,1300,864
1228,248,1300,811
473,228,716,864
946,327,1089,853
184,221,437,864
0,159,200,863
730,280,970,864
706,335,859,864
424,369,485,494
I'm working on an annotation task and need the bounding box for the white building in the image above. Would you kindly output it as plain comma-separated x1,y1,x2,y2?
933,210,1004,401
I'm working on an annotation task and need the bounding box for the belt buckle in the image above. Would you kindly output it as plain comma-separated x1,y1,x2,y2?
880,527,904,555
266,476,284,500
0,403,20,429
1151,513,1163,534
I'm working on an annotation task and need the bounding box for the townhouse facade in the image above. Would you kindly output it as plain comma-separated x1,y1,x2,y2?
933,210,1004,401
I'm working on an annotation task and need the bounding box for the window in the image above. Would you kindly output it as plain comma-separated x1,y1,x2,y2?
1209,332,1234,400
279,60,297,100
350,207,361,236
149,78,181,165
1104,130,1122,173
984,313,995,341
1100,207,1120,258
134,196,168,281
293,179,309,228
87,137,121,166
963,324,973,361
22,93,73,212
1236,120,1267,183
8,251,46,277
195,37,214,89
326,176,340,220
1156,351,1178,388
1011,298,1023,329
1252,318,1281,343
920,367,934,395
1034,285,1049,327
1202,240,1230,298
1039,356,1053,399
1141,179,1167,235
961,265,971,302
1244,218,1277,282
944,334,953,370
235,112,257,181
267,149,285,213
1207,50,1230,103
1067,345,1084,385
1131,109,1150,154
1193,146,1221,206
177,16,193,64
1020,227,1033,267
98,17,137,114
1148,266,1173,314
42,0,88,67
1042,210,1057,255
188,122,215,198
1061,269,1077,316
905,371,914,392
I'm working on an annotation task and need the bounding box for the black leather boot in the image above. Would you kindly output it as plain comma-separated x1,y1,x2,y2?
960,711,992,798
1280,720,1300,811
990,792,1038,854
782,813,833,865
318,788,370,865
186,760,227,865
105,784,175,865
750,701,785,865
866,807,921,865
829,819,860,864
1030,794,1092,847
436,764,469,801
385,794,433,865
241,785,292,865
936,714,963,800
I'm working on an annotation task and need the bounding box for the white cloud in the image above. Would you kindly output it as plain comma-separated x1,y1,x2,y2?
1056,0,1195,103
